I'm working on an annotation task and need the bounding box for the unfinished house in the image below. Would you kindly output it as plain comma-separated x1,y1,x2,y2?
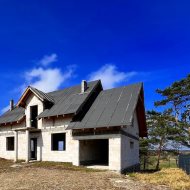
0,80,147,172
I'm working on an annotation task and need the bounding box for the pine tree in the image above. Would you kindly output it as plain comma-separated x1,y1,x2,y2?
146,110,177,170
155,74,190,147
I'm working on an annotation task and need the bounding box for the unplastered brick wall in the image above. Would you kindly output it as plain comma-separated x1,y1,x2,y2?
120,110,140,170
25,93,43,128
0,122,25,160
39,117,78,163
109,137,121,171
40,128,78,163
121,135,139,169
42,117,71,129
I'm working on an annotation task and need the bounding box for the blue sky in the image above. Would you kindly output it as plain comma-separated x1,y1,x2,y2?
0,0,190,113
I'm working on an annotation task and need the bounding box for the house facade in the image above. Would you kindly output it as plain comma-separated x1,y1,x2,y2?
0,80,147,172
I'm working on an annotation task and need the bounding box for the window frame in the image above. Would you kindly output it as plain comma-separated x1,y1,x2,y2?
51,133,66,151
6,137,15,151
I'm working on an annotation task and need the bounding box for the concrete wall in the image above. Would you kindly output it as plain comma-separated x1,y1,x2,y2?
0,121,79,163
0,93,79,164
39,118,78,162
109,137,121,171
25,93,43,128
120,110,140,170
121,135,139,169
0,123,26,160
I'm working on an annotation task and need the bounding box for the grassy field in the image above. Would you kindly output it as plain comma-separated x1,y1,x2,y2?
141,155,178,170
130,155,190,190
0,157,187,190
130,168,190,190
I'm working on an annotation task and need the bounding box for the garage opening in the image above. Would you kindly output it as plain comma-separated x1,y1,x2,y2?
79,139,109,166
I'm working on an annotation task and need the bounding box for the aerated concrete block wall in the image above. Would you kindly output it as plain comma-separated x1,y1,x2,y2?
109,137,121,171
121,110,140,171
0,123,26,160
40,118,78,163
25,94,43,129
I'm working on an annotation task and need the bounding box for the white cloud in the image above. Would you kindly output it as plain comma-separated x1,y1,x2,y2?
1,105,10,114
25,66,75,92
89,64,137,89
38,53,58,66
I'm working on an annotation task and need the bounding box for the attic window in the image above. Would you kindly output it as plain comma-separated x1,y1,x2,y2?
130,141,134,149
30,105,38,128
7,137,14,151
51,133,66,151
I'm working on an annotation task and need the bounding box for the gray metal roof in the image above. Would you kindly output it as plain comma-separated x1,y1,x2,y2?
29,86,54,103
0,80,100,125
67,83,142,130
0,107,25,125
37,80,100,118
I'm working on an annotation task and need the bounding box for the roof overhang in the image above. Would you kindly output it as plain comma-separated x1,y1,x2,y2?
0,115,25,126
17,86,54,107
17,87,43,107
136,86,147,137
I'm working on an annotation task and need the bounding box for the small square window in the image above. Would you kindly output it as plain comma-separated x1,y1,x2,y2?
7,137,14,151
130,141,134,149
51,133,66,151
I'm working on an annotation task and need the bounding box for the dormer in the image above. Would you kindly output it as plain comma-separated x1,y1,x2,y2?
17,86,54,129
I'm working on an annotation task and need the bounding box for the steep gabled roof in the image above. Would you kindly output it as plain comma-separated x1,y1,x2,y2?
17,86,54,107
0,80,101,125
38,80,101,118
0,80,147,137
67,83,146,136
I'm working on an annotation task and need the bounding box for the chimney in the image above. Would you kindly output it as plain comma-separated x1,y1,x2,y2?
81,80,87,93
10,99,14,111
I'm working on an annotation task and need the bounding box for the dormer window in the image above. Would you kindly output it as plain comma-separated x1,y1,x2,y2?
30,105,38,128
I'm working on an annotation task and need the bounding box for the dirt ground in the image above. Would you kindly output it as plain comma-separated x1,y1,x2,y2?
0,159,170,190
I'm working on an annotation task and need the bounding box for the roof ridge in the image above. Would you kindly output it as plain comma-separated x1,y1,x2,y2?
47,80,100,94
102,82,142,92
29,86,54,103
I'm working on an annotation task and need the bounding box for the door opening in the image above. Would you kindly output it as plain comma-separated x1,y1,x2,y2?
30,138,37,160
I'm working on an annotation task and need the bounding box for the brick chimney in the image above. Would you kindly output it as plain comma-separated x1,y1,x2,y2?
10,99,14,111
81,80,87,93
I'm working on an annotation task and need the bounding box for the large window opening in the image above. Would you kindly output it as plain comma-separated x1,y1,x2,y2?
7,137,14,151
51,133,66,151
30,105,38,128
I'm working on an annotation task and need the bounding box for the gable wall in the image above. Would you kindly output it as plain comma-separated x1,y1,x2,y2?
121,110,140,170
25,93,44,128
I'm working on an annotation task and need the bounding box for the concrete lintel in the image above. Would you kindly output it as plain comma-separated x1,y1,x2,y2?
14,127,41,133
73,134,121,140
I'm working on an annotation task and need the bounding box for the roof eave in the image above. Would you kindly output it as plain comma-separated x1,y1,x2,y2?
0,115,26,126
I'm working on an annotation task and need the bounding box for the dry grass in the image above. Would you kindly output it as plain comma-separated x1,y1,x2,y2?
132,168,190,190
